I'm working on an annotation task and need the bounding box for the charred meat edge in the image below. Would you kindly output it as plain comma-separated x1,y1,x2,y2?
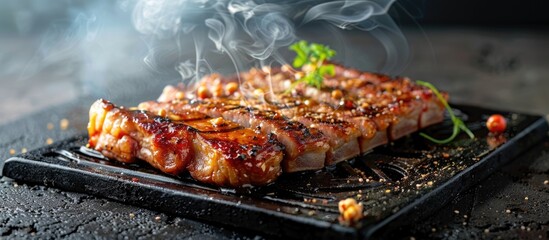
88,99,284,187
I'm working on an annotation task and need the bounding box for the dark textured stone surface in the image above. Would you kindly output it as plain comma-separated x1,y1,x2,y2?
1,28,548,239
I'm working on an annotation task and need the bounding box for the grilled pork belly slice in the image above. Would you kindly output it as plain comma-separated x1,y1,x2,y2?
256,101,362,165
239,66,443,141
88,99,283,187
248,69,423,142
158,63,446,168
261,97,388,155
144,98,330,173
158,87,358,167
327,63,446,129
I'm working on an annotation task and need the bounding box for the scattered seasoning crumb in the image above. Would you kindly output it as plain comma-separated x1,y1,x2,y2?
544,180,548,185
464,215,468,219
60,118,70,130
505,209,511,214
307,210,316,216
9,149,16,155
47,123,54,130
21,148,27,154
442,152,450,158
521,225,526,230
426,154,433,159
484,229,490,233
410,237,416,240
431,228,436,232
154,216,161,221
129,213,135,218
527,227,531,231
427,181,433,186
356,194,362,198
338,198,364,226
462,222,467,226
312,198,317,203
525,196,529,200
358,178,364,183
131,177,139,182
385,189,391,193
13,183,19,187
454,210,460,214
46,138,54,145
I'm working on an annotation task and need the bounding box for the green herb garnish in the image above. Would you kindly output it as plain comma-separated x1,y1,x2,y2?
288,40,336,89
416,80,475,144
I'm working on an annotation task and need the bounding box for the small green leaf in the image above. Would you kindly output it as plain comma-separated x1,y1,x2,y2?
288,40,337,89
416,80,475,144
293,57,305,68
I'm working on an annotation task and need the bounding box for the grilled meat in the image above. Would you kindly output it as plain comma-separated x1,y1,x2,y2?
139,98,330,173
87,63,447,187
159,66,445,160
88,99,284,187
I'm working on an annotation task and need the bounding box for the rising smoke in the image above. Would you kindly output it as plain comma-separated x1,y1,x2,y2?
127,0,408,85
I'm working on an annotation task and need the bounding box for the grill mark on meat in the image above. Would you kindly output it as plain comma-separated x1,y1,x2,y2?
151,94,330,173
90,64,447,187
88,99,284,187
239,66,443,141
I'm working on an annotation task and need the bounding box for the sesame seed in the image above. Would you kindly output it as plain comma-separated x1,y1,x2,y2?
21,148,27,154
60,118,70,130
454,210,460,214
9,149,16,155
46,138,53,145
505,209,511,214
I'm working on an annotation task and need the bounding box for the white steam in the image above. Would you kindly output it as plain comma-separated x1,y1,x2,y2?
128,0,408,83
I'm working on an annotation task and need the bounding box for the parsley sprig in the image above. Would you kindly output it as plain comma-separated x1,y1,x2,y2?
416,81,475,144
288,40,336,89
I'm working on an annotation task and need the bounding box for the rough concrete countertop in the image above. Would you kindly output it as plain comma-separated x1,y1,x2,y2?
1,28,548,239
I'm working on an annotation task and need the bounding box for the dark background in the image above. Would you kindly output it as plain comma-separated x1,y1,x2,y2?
393,0,549,27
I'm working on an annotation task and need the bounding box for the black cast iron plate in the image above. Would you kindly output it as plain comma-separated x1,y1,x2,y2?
2,105,548,239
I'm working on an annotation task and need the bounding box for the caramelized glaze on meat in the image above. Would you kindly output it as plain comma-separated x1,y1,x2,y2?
88,99,283,187
143,97,330,173
88,63,447,187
